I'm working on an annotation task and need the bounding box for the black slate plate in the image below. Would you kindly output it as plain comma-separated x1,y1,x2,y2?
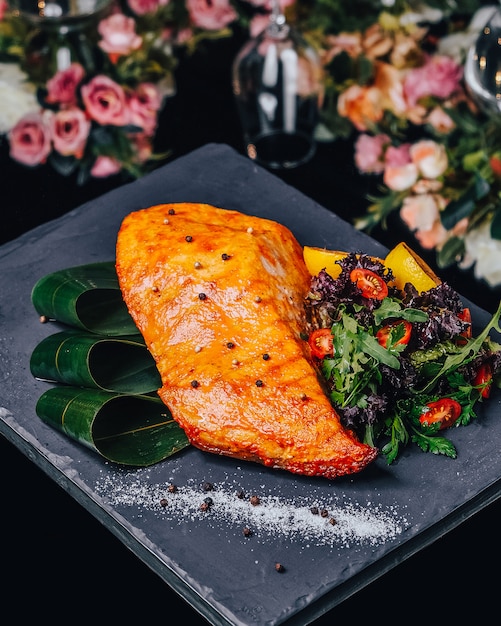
1,143,500,625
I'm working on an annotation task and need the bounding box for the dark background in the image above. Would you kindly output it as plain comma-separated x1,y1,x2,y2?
2,30,500,623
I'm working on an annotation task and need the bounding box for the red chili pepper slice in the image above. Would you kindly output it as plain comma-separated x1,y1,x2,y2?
474,363,492,398
308,328,334,359
376,320,412,348
350,268,388,300
419,398,462,430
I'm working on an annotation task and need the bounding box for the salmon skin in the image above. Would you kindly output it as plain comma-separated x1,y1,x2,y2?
116,203,377,478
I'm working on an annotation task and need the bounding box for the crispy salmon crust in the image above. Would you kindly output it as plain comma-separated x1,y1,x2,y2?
116,203,377,478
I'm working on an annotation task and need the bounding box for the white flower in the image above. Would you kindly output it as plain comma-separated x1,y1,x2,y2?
0,63,38,134
461,219,501,287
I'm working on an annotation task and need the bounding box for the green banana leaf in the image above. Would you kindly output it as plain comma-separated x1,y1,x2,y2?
30,330,161,394
31,261,138,336
36,387,190,466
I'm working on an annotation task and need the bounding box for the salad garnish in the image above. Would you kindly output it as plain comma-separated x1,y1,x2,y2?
305,252,501,463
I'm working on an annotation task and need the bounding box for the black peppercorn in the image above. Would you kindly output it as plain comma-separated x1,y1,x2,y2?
191,380,199,388
198,293,207,300
221,253,231,260
255,379,264,387
262,353,270,360
160,498,168,508
185,235,193,242
168,208,175,215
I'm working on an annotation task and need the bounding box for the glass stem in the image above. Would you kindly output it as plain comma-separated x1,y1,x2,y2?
267,0,288,39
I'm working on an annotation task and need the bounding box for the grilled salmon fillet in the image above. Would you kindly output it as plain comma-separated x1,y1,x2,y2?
116,203,377,478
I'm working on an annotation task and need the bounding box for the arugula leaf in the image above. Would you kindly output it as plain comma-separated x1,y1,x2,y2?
323,308,402,411
420,300,501,393
359,329,400,368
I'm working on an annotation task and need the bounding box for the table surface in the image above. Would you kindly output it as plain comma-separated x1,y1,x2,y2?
1,33,500,623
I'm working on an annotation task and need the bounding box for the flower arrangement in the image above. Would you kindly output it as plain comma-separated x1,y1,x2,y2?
301,1,501,287
0,0,182,182
1,0,501,285
0,0,304,182
0,0,298,182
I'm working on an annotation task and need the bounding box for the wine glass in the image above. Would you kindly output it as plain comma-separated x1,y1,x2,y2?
10,0,112,82
11,0,111,25
232,1,323,169
464,6,501,115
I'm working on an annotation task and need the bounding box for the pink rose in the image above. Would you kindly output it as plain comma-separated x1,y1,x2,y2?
354,133,390,174
383,146,417,191
90,155,122,177
384,143,412,168
50,107,91,158
400,192,449,250
127,0,169,15
46,63,85,105
414,220,448,250
383,162,418,191
403,55,463,108
128,83,162,136
186,0,238,31
400,194,441,233
0,0,9,21
426,107,455,134
98,13,142,61
8,111,52,167
410,140,448,179
81,75,130,126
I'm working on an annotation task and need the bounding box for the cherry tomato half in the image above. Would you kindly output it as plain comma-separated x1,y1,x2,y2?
419,398,462,430
350,268,388,300
474,363,492,398
457,307,472,345
308,328,334,359
376,320,412,349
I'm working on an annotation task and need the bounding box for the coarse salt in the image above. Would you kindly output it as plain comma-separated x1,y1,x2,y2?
95,470,406,548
